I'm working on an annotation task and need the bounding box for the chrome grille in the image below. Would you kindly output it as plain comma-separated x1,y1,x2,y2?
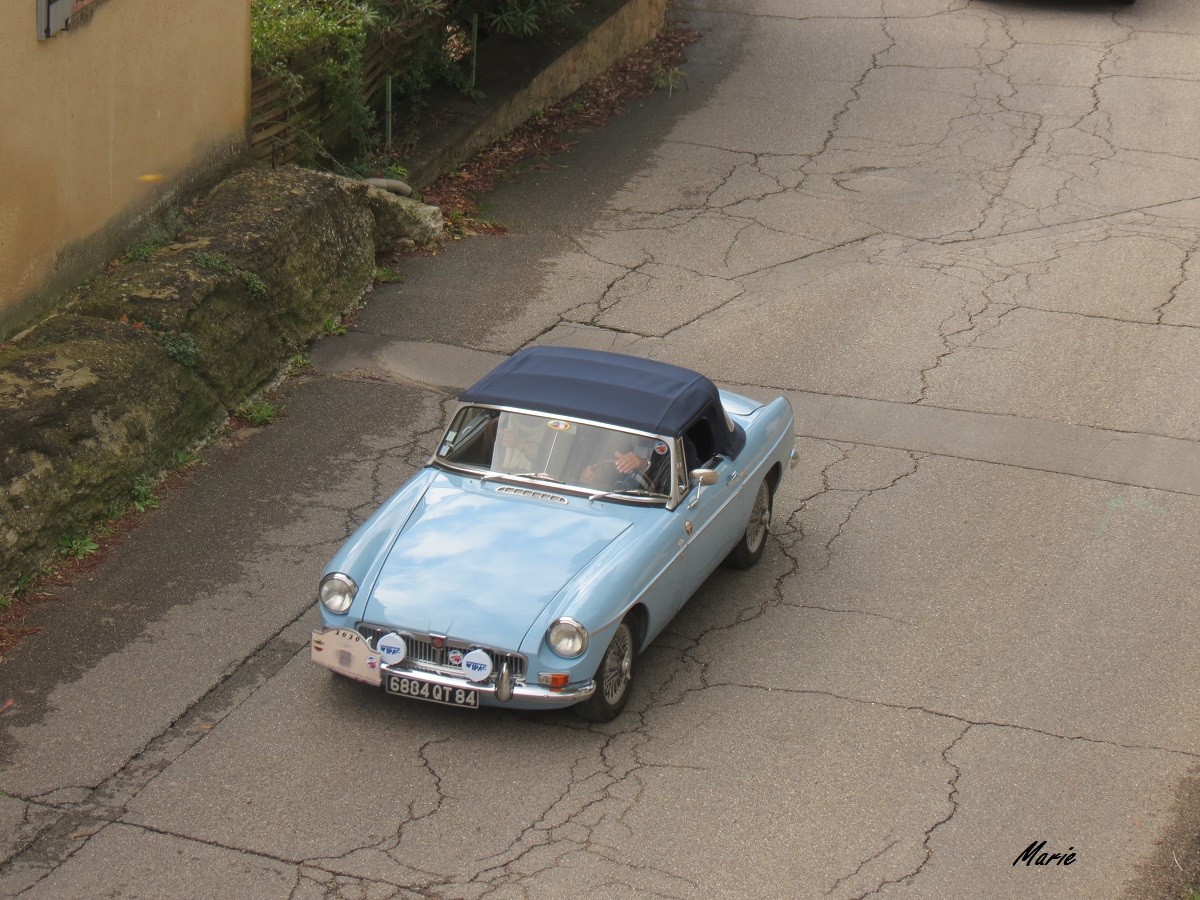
494,486,567,504
358,624,527,682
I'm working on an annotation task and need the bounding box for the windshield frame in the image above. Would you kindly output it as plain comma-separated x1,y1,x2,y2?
431,403,679,507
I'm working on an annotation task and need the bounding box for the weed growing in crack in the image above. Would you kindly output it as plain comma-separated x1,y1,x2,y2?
131,475,159,513
127,225,171,262
322,316,348,336
172,448,203,468
653,65,687,97
241,271,267,299
58,534,99,559
193,251,266,299
193,251,238,275
124,211,184,263
238,399,282,426
288,352,313,375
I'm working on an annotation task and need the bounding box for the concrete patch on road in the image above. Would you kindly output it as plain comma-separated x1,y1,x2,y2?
120,652,614,886
17,823,296,900
621,687,968,897
768,386,1200,498
922,307,1200,443
670,13,892,158
743,450,1200,755
0,794,60,891
529,322,649,356
570,261,742,337
309,333,506,393
660,246,977,399
588,206,840,282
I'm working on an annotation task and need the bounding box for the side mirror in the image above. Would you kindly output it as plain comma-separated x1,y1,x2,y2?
685,468,719,509
672,468,715,511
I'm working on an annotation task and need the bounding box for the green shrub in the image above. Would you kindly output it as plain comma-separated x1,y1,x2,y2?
251,0,581,162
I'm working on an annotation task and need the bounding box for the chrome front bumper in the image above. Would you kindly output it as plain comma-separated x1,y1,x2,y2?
311,627,595,707
382,662,596,706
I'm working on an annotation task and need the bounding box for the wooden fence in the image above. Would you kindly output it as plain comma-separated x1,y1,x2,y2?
250,22,438,165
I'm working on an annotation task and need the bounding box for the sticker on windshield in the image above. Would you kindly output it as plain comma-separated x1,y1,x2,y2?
547,420,572,431
654,441,669,455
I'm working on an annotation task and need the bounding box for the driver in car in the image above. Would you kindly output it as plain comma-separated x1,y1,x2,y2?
580,437,672,493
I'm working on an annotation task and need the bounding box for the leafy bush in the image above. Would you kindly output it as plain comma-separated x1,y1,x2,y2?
461,0,580,38
251,0,581,162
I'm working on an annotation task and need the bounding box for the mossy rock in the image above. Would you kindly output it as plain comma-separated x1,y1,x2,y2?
0,165,442,590
0,316,222,584
191,168,377,338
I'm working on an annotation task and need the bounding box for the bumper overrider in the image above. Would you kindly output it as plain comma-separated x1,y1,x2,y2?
310,627,595,708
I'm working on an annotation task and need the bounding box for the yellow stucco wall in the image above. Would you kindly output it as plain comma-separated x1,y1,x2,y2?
0,0,250,335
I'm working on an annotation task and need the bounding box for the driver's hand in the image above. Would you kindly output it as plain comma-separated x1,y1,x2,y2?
614,451,647,474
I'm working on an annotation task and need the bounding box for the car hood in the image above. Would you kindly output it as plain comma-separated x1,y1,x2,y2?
361,474,633,650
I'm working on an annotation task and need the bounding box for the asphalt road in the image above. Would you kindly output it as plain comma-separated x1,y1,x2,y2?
4,1,1200,897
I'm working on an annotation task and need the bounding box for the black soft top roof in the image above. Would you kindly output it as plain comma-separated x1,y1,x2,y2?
459,346,745,457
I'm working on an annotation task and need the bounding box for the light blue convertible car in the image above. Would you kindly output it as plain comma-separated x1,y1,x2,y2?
311,347,796,721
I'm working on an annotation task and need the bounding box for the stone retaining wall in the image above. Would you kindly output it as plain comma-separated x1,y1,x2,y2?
0,167,441,590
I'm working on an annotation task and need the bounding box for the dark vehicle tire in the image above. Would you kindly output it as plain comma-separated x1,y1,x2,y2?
575,620,637,722
723,478,772,570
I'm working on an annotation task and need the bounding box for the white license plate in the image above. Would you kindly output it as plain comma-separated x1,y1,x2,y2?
384,673,480,709
310,628,381,686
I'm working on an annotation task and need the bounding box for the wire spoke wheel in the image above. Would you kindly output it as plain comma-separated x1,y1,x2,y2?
724,478,773,570
745,480,770,554
600,624,633,704
576,621,637,722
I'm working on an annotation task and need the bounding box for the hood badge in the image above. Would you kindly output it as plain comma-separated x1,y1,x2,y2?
430,634,447,649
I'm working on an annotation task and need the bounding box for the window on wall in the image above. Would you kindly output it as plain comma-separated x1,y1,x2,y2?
37,0,104,40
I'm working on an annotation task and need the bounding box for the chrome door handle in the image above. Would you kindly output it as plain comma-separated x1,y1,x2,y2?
728,470,739,484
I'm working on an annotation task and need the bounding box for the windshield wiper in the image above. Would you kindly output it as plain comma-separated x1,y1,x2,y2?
587,488,658,504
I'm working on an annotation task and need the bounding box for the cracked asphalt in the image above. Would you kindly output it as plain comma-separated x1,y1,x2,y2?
4,0,1200,896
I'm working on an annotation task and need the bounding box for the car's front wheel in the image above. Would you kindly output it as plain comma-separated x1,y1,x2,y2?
575,620,636,722
723,477,772,569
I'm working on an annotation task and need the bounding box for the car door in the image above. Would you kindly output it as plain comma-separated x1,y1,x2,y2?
679,454,742,603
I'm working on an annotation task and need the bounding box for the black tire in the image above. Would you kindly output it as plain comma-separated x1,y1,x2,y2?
723,478,772,570
575,620,637,722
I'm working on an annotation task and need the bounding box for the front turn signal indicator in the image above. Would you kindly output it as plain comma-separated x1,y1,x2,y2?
538,673,570,691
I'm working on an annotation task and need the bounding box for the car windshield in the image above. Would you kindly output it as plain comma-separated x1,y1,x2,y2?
436,407,673,498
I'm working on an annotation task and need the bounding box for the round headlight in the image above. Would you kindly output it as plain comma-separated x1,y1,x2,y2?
547,618,588,658
319,572,357,613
